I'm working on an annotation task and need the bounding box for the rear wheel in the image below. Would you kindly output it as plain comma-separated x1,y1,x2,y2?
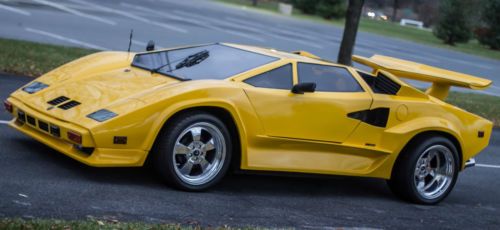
388,135,459,204
153,112,232,191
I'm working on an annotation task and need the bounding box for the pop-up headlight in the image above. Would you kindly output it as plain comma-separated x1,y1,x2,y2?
87,109,117,122
22,81,49,94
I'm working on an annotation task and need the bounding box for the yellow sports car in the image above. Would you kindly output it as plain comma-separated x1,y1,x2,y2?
3,43,492,204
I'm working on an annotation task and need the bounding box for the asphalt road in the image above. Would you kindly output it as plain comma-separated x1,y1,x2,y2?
1,75,500,229
1,0,500,96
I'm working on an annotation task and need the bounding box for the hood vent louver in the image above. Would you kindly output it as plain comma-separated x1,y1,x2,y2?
58,100,81,110
47,96,70,106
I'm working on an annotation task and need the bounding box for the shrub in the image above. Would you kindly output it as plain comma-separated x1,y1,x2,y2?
291,0,320,14
477,0,500,49
315,0,346,19
433,0,471,45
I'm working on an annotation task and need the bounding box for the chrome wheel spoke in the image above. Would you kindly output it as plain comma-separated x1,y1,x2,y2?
427,151,437,165
172,122,226,186
413,145,455,200
179,161,194,175
203,138,215,152
417,180,425,192
415,167,421,176
434,151,441,168
190,127,202,141
199,158,211,172
174,143,191,155
424,175,440,191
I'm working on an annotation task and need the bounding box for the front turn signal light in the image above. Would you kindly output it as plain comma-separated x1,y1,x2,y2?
67,130,82,144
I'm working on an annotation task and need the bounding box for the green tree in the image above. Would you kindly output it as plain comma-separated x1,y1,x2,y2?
292,0,320,14
477,0,500,49
315,0,346,19
433,0,471,45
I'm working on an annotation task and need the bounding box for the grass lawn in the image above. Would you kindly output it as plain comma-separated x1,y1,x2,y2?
217,0,500,60
0,218,242,230
0,37,499,126
447,91,500,126
0,38,95,77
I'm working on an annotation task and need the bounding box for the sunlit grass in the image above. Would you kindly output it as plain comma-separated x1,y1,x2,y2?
0,38,95,77
0,218,255,230
447,91,500,126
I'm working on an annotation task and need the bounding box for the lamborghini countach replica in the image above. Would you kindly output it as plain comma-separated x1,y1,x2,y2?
4,43,492,204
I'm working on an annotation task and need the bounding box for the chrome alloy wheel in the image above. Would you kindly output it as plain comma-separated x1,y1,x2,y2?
172,122,226,186
413,145,455,200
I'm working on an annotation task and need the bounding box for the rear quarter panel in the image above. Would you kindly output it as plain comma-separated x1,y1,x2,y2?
349,93,492,179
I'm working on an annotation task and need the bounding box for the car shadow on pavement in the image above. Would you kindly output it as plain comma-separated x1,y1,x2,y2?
218,173,394,202
13,137,395,201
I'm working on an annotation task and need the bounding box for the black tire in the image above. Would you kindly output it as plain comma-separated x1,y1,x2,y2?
152,111,232,191
387,135,459,205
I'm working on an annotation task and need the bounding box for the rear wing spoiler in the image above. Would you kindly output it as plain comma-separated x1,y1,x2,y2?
352,55,492,100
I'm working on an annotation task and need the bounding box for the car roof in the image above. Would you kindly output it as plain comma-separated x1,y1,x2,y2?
139,42,342,67
223,43,340,66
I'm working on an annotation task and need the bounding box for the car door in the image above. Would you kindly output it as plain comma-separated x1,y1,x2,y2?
243,62,372,143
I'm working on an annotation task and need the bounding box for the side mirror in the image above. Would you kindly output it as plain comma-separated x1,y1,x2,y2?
146,40,155,51
292,82,316,94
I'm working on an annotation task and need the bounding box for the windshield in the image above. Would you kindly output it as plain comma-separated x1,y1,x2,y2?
132,44,279,80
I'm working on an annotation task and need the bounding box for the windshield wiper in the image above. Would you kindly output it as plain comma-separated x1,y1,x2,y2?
151,54,173,74
175,50,209,70
149,50,209,80
152,50,210,74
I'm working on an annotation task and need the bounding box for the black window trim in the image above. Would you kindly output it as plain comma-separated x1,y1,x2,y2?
297,62,365,93
243,63,293,90
131,64,188,81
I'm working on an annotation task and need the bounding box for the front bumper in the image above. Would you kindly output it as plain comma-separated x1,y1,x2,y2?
6,97,148,167
464,158,476,169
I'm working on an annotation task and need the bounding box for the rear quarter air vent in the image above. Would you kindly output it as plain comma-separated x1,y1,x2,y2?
357,71,401,95
348,107,390,128
58,100,81,110
374,73,401,95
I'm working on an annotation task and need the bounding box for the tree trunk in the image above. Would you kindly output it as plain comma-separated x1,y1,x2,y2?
337,0,365,66
392,0,399,22
252,0,257,6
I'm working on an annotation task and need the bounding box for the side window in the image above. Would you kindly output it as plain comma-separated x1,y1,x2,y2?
244,64,293,90
298,63,363,92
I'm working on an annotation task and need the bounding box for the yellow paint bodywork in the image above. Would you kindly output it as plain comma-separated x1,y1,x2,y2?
5,44,493,180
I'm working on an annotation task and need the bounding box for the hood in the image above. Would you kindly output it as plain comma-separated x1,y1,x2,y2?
11,51,178,123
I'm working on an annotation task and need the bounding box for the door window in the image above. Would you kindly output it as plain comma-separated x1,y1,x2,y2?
298,63,363,92
244,64,293,90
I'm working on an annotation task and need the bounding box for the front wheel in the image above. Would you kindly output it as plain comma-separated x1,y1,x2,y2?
153,112,232,191
388,136,459,204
